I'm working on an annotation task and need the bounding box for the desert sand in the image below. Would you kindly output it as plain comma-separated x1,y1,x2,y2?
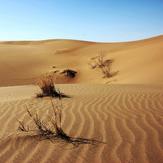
0,36,163,163
0,85,163,163
0,35,163,86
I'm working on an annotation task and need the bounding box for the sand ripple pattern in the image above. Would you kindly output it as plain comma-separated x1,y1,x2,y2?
0,85,163,163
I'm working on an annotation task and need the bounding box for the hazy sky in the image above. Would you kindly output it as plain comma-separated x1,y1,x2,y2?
0,0,163,42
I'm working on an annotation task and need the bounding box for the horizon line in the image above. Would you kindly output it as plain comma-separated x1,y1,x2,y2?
0,34,162,44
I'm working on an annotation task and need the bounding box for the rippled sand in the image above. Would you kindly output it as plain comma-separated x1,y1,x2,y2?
0,84,163,163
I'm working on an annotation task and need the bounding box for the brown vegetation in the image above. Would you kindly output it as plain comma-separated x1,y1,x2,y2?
36,74,68,98
18,98,102,147
89,52,118,78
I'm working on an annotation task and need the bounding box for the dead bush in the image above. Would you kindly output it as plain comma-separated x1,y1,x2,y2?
36,74,68,98
18,98,103,147
89,51,118,78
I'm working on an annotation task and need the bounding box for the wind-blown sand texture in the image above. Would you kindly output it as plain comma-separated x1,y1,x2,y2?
0,36,163,163
0,35,163,86
0,84,163,163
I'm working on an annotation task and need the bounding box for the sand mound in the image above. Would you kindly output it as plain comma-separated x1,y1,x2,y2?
0,84,163,163
0,35,163,86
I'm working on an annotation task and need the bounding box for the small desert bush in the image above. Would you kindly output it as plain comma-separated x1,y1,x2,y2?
36,74,67,98
18,98,101,146
18,98,68,139
89,51,118,78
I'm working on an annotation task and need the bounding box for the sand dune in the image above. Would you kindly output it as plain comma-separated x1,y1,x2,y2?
0,36,163,163
0,84,163,163
0,35,163,86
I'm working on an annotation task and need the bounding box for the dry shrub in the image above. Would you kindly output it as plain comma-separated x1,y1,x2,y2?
18,98,102,146
89,51,118,78
36,74,68,98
